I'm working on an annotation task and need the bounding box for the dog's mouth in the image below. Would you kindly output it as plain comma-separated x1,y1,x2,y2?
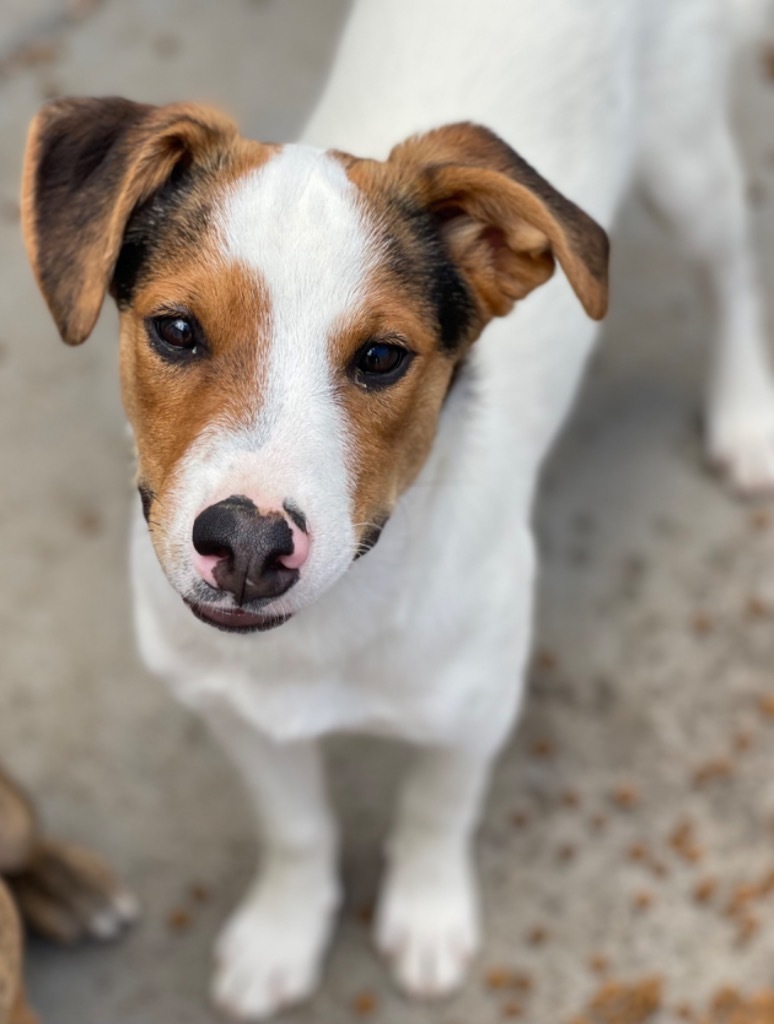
184,599,292,634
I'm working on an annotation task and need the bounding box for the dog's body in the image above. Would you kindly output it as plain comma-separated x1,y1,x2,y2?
21,0,774,1019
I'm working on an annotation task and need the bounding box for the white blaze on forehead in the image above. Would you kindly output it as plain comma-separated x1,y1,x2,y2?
219,143,375,391
216,141,376,450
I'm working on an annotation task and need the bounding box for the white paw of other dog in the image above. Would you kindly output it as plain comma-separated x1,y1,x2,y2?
374,849,480,999
212,863,340,1022
707,385,774,495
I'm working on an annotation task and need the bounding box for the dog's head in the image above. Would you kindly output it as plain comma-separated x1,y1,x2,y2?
22,99,608,633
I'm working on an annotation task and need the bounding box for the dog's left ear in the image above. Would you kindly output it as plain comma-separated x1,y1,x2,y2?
21,97,239,346
390,122,609,322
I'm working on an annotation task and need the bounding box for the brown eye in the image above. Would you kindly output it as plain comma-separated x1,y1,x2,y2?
148,314,205,362
157,316,194,348
351,340,412,389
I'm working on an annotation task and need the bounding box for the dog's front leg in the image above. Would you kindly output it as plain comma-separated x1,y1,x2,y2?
375,742,495,999
203,704,340,1022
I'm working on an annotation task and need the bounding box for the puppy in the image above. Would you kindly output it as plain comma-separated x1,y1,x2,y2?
20,0,774,1018
0,765,137,1024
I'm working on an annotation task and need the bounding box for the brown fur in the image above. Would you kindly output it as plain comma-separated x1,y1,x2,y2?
0,882,24,1024
11,839,124,947
0,774,37,1024
0,771,37,877
0,883,38,1024
331,290,458,534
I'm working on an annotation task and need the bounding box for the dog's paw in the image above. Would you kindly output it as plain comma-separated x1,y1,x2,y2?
212,868,339,1021
9,839,138,945
374,853,480,999
706,384,774,495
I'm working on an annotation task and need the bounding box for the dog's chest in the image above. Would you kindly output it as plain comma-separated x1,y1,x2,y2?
133,505,521,746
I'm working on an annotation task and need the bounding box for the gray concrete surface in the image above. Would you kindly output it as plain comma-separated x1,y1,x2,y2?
2,2,774,1022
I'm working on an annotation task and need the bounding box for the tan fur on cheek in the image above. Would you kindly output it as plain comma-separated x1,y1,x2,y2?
329,157,477,544
120,259,272,536
346,365,453,538
330,298,458,544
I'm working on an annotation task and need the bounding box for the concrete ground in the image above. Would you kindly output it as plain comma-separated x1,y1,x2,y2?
3,2,774,1022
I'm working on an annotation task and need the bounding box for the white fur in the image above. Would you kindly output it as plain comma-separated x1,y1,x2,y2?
132,0,774,1018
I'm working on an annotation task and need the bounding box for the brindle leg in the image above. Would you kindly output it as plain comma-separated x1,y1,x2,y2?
0,770,37,877
0,879,38,1024
8,989,39,1024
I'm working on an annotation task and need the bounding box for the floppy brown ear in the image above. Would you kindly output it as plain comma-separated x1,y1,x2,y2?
390,123,609,322
21,97,239,346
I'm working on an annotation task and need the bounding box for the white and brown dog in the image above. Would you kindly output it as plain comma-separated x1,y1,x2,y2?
19,0,774,1018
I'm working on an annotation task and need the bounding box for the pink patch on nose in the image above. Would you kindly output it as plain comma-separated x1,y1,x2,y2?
278,521,310,571
193,550,222,589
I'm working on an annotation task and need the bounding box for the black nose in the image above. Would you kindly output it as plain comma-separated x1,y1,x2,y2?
192,495,299,604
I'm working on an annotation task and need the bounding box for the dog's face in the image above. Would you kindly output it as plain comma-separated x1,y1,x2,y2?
22,100,608,632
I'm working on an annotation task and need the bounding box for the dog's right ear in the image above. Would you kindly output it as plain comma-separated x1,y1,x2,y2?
21,97,239,346
389,122,609,324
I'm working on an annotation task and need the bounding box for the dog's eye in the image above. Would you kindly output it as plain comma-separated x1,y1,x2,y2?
351,341,412,388
158,317,194,348
147,314,204,361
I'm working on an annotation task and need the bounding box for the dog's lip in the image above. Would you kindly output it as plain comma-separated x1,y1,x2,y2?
184,599,291,633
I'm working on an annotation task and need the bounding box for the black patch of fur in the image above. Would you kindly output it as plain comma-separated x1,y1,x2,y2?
112,166,212,307
383,198,476,353
138,483,154,523
354,516,389,560
283,500,308,534
427,242,477,350
112,236,149,306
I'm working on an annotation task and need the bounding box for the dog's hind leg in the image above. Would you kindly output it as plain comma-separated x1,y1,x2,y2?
638,3,774,494
203,706,340,1022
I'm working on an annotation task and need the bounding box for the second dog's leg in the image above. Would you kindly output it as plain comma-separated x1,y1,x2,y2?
375,742,496,999
0,880,22,1024
652,129,774,493
640,17,774,493
0,881,38,1024
204,706,340,1022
